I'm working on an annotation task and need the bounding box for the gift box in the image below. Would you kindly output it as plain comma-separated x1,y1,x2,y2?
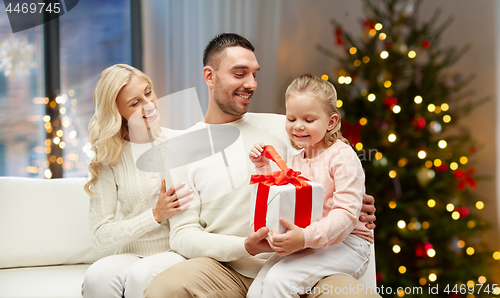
249,145,324,234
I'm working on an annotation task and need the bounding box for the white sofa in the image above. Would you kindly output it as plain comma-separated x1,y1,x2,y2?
0,177,113,298
0,177,377,298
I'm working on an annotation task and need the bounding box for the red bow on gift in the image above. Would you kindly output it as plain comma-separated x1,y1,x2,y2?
249,145,313,230
453,168,476,191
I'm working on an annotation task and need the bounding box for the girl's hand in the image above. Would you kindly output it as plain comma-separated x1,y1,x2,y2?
153,180,194,223
267,217,305,256
249,142,269,168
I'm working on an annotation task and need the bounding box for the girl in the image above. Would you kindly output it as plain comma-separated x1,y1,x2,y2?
247,74,373,297
82,64,193,298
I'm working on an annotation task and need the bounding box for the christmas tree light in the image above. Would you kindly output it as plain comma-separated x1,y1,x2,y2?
317,0,495,295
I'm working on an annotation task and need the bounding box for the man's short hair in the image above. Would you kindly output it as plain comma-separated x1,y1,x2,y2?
203,33,255,69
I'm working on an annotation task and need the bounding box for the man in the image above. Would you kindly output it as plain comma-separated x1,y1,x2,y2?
145,33,379,298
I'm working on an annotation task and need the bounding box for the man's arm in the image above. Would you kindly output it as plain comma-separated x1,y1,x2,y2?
361,193,376,230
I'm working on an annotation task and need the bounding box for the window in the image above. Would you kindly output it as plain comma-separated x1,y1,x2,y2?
0,0,132,177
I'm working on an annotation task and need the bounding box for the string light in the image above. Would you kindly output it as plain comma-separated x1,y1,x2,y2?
349,47,357,54
460,156,468,164
398,266,406,273
427,104,436,112
321,74,329,81
450,162,458,170
338,76,346,84
414,95,423,104
359,118,367,125
418,150,426,159
467,220,476,228
493,251,500,260
425,160,433,168
375,23,383,30
393,245,401,253
389,201,397,209
367,93,376,102
408,50,417,58
429,273,437,282
419,278,426,285
369,29,377,36
443,115,451,123
384,80,392,88
457,240,465,248
434,159,442,167
398,220,406,229
388,134,396,142
337,100,343,108
398,158,407,167
379,33,387,40
362,56,370,63
441,103,449,111
427,199,436,208
380,51,389,59
478,276,486,284
446,203,455,212
422,221,429,229
452,211,460,220
466,247,475,255
389,170,397,178
355,143,363,150
438,140,447,148
427,248,436,257
375,152,383,160
392,105,401,113
476,201,484,210
354,60,361,67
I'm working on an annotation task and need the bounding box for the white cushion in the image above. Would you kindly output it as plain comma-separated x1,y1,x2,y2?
0,177,113,269
358,244,377,289
0,264,90,298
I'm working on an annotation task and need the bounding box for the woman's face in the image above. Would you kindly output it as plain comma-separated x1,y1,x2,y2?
116,75,160,130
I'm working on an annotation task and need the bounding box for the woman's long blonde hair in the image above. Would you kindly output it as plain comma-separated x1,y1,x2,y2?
285,74,349,150
84,64,154,195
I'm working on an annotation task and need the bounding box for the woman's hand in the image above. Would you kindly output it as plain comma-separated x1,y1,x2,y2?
267,217,305,256
249,142,270,168
152,180,194,223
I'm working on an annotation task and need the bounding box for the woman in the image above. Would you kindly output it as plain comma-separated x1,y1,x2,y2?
82,64,193,298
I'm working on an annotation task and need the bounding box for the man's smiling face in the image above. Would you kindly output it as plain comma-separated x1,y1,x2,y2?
212,46,260,117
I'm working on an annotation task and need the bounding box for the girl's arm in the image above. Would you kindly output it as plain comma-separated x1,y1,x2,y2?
302,147,365,249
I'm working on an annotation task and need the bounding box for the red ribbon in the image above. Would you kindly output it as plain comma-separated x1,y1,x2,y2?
454,168,476,191
249,145,313,231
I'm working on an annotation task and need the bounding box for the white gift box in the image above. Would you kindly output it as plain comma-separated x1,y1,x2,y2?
250,181,324,234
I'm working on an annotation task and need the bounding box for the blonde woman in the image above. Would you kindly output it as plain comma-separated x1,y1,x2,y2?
82,64,193,298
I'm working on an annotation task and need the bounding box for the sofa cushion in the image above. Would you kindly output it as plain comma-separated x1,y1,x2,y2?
0,264,90,298
0,177,113,269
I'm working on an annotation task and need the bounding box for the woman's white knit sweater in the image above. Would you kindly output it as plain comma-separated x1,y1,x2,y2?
88,128,174,257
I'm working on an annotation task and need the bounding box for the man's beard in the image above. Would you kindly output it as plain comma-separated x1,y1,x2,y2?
213,79,249,117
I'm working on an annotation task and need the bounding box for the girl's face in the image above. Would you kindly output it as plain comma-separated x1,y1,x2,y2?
285,92,338,156
116,75,160,130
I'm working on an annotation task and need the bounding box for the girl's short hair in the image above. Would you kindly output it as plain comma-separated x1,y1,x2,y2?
84,64,156,195
285,74,349,150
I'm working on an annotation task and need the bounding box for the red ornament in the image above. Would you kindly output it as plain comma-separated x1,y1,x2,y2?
455,207,470,217
415,243,425,257
334,27,343,46
435,162,448,172
385,41,393,48
421,40,431,49
454,168,477,191
363,19,376,30
376,272,385,282
342,121,363,147
411,117,426,130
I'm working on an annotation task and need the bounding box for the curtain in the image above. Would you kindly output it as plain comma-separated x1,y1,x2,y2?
142,0,282,130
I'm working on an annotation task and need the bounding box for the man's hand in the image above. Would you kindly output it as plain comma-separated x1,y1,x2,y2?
267,218,305,256
360,193,376,230
245,227,273,255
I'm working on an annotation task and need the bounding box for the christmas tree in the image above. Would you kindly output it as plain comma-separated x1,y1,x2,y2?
318,0,497,297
